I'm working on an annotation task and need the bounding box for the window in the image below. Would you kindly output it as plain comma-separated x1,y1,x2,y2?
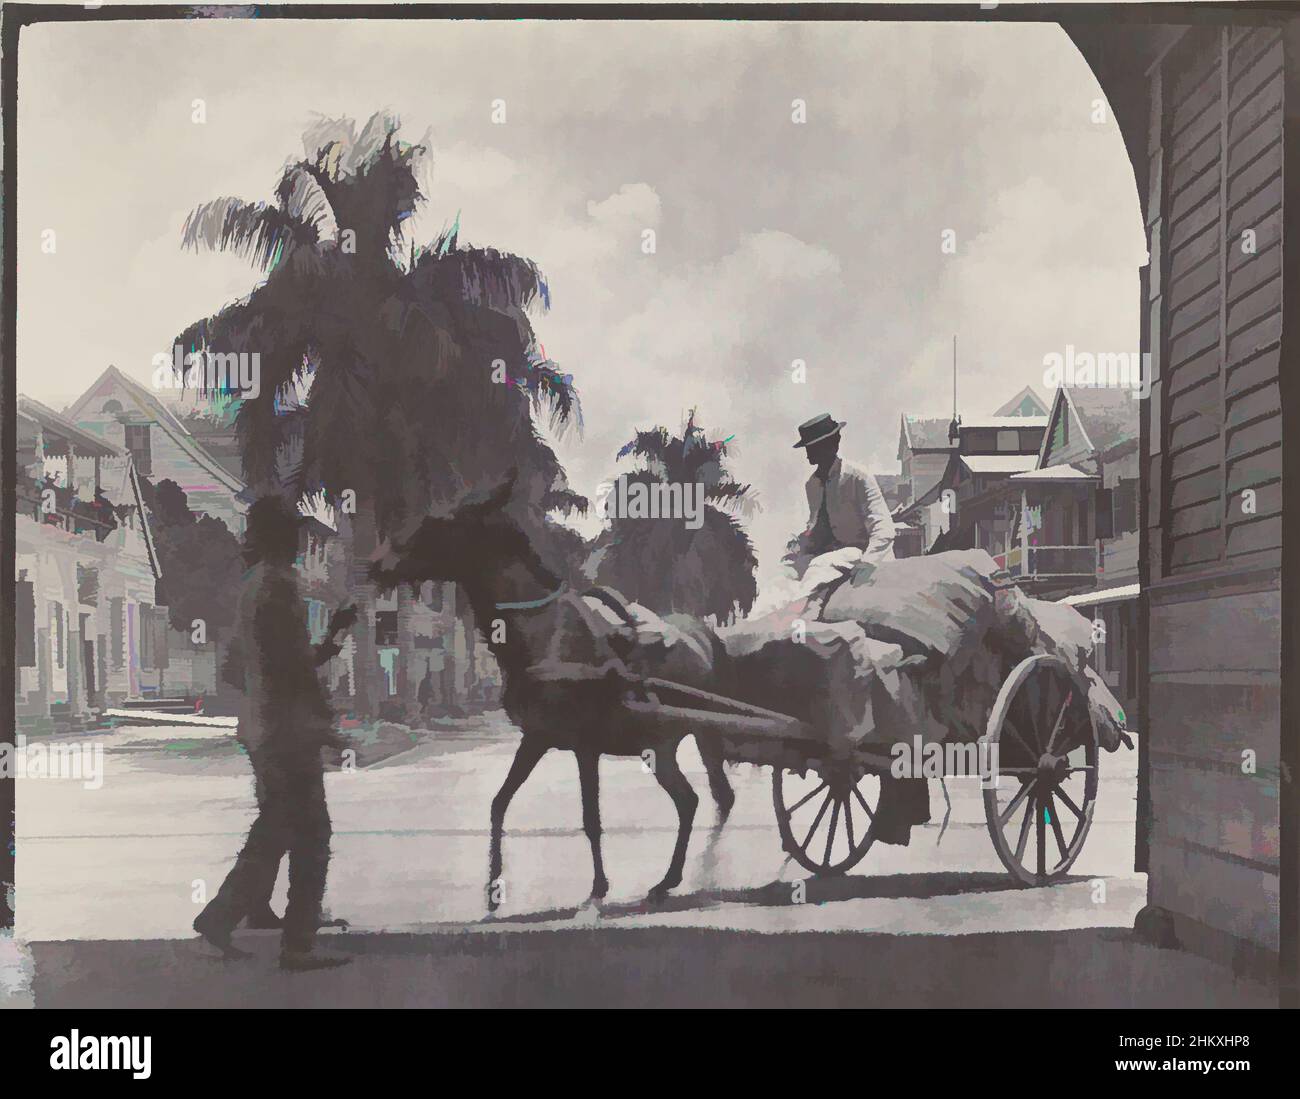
139,603,154,668
375,611,398,647
996,430,1019,452
124,424,152,477
1094,488,1114,540
77,564,100,607
101,400,123,415
1115,477,1139,533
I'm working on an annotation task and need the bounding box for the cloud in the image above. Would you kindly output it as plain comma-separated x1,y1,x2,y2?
587,183,662,228
430,143,519,191
18,18,1145,591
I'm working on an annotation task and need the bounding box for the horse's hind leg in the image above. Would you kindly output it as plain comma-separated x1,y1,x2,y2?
488,738,546,912
648,743,699,901
695,735,735,822
576,749,609,901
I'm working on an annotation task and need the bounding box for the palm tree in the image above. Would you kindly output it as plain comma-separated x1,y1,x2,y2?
589,410,758,624
175,110,584,716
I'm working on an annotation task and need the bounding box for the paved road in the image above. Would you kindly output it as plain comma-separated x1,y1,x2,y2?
17,712,1144,942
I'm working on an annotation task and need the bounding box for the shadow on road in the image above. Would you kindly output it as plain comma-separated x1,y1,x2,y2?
25,923,1276,1008
491,869,1066,925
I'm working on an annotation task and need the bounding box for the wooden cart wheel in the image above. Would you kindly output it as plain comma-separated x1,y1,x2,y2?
982,654,1099,886
773,764,882,876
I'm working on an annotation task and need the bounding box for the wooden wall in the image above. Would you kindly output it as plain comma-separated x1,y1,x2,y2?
1143,24,1285,971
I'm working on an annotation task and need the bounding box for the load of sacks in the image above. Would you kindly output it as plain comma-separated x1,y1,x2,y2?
582,550,1129,765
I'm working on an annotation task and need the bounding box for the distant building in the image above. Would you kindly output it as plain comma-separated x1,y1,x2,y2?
1007,386,1140,718
895,407,1049,554
64,366,247,536
896,416,956,552
14,398,161,728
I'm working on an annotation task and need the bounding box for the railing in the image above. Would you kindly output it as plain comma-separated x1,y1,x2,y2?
1001,544,1099,581
17,489,122,543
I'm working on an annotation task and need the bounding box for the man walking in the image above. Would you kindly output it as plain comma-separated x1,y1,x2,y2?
783,413,896,597
194,496,356,970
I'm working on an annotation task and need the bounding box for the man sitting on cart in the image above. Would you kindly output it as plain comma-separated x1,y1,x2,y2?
782,413,897,600
783,413,928,845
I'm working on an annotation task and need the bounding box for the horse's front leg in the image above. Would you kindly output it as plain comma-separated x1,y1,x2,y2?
488,738,546,913
575,749,609,901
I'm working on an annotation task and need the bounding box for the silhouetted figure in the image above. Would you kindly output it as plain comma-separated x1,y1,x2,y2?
194,496,357,970
417,660,435,720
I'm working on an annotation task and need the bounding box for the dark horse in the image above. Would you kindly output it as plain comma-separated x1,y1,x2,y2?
371,472,736,908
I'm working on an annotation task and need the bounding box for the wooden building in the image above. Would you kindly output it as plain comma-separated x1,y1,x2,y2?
1066,12,1298,999
13,398,161,726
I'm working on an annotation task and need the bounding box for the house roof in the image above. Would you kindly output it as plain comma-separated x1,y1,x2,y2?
1057,582,1140,608
898,415,957,459
1064,386,1138,454
960,454,1039,475
65,366,246,494
1009,462,1099,482
18,396,122,459
992,385,1049,417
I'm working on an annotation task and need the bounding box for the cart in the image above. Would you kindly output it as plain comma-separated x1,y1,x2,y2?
628,651,1101,887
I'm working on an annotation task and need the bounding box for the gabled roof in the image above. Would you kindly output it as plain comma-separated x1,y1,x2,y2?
1065,386,1138,454
65,366,246,494
1038,385,1138,466
992,385,1049,417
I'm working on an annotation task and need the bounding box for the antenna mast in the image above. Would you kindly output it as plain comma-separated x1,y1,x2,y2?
948,334,961,443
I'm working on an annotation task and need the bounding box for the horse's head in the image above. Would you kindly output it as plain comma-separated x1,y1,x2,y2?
370,469,526,588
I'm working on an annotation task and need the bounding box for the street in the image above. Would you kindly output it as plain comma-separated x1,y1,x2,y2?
7,715,1276,1006
17,714,1147,940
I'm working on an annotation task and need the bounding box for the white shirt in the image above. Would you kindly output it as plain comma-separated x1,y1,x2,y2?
798,457,896,561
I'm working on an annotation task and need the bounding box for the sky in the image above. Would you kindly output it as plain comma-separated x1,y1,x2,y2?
17,17,1146,585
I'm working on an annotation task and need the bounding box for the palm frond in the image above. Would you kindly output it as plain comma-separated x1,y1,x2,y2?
276,167,339,245
181,198,310,272
706,480,761,518
617,426,671,463
542,487,589,516
411,245,550,315
301,113,358,175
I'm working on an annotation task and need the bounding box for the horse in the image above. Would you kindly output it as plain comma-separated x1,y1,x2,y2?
370,471,736,908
